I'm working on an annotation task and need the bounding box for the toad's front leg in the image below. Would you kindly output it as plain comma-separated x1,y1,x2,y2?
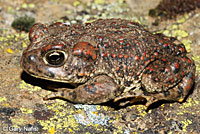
43,75,120,104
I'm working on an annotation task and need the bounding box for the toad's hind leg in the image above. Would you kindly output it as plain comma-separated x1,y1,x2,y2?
141,56,195,107
43,75,119,104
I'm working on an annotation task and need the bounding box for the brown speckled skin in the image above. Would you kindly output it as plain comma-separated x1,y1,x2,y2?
21,19,195,107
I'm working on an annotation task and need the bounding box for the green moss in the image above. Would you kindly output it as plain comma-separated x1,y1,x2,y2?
11,15,35,32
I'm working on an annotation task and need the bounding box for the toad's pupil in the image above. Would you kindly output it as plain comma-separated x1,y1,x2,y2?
47,51,65,65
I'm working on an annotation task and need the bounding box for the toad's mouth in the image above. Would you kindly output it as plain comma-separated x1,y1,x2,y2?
21,52,88,84
22,66,88,84
21,70,82,91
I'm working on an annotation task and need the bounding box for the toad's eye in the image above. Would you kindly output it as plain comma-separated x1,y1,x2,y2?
43,50,66,67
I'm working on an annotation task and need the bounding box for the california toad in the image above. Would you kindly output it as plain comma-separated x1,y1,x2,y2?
21,19,196,107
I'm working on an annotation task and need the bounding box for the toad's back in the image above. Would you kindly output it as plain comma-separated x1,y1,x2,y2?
74,19,189,88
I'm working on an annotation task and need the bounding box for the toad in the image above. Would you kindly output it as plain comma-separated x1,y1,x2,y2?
21,19,195,107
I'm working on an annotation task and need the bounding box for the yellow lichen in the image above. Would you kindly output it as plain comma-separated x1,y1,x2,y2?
68,128,73,133
113,126,123,134
92,111,98,116
7,6,13,13
181,119,193,132
11,118,29,126
182,39,192,52
177,14,189,23
193,56,200,72
96,105,101,111
48,127,55,134
63,115,79,129
0,37,4,41
4,42,8,46
160,104,165,111
1,103,10,107
28,3,35,8
136,105,147,117
94,0,105,4
118,0,124,4
179,98,198,109
172,30,188,39
20,33,28,38
0,97,7,103
176,112,184,115
7,48,14,53
39,102,80,133
172,24,178,30
176,98,199,114
22,3,28,8
20,107,33,114
22,3,35,9
102,106,109,111
73,1,81,7
19,80,41,93
22,42,27,48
